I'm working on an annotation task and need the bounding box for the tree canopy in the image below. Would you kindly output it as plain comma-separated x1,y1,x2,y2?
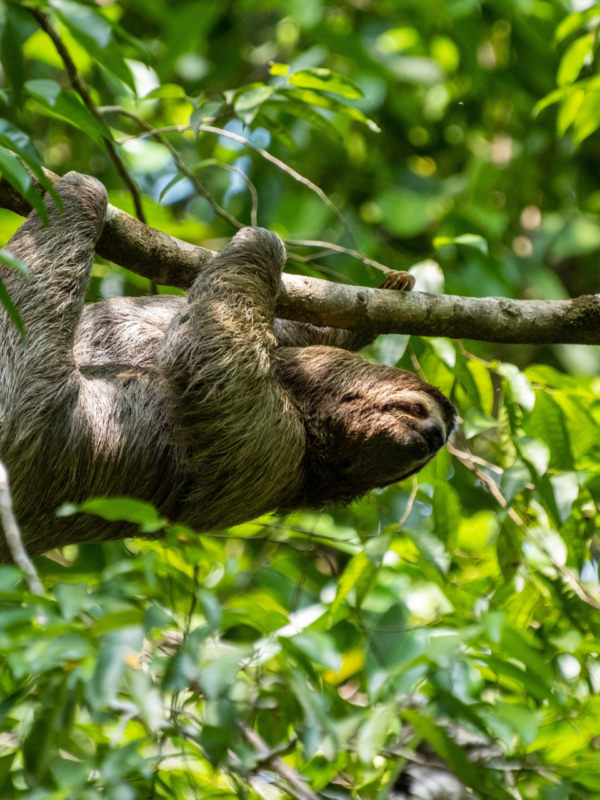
1,0,600,798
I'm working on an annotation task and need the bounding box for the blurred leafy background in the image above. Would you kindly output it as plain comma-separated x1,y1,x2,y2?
2,0,600,798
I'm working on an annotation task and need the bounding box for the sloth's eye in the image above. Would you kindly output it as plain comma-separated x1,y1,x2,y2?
410,403,427,418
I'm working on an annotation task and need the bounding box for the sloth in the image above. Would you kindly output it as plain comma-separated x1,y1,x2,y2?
0,173,456,560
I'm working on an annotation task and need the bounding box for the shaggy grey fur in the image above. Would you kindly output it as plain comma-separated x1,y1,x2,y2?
0,173,455,560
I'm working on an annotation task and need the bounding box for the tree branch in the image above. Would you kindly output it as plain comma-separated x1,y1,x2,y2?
0,461,43,596
1,171,599,345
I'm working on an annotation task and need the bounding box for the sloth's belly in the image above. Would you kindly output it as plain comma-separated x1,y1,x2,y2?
74,295,185,370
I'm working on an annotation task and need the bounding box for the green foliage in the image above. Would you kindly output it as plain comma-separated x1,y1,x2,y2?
1,0,600,797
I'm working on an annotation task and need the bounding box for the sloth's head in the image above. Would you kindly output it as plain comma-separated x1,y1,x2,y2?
276,346,456,509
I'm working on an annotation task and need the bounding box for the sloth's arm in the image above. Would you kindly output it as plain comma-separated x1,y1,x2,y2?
158,227,285,404
187,227,284,316
273,319,377,351
1,173,107,378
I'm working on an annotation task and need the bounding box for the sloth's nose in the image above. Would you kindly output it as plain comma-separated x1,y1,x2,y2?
419,418,445,450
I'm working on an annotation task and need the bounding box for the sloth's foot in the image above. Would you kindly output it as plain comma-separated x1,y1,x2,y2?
379,270,415,292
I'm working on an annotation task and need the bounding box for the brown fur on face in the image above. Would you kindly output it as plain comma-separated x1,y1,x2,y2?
0,174,456,560
277,347,456,509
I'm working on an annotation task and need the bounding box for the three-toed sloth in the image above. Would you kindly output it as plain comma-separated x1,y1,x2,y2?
0,173,456,559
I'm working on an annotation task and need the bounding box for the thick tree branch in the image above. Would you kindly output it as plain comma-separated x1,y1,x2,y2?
1,172,599,345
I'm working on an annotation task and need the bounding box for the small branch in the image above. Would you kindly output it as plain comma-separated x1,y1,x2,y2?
28,8,147,225
203,161,259,227
198,124,359,252
397,474,418,529
3,171,600,345
286,239,393,275
448,442,600,611
0,167,215,288
241,725,319,800
100,106,243,229
0,461,43,595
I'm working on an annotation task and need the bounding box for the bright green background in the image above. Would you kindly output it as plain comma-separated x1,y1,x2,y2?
1,0,600,798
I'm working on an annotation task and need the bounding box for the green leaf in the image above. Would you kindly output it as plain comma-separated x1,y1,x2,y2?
77,497,165,527
402,711,513,799
557,34,593,87
432,483,461,551
284,87,381,131
497,362,535,410
467,360,494,415
256,111,297,153
0,147,49,223
374,333,410,366
433,233,488,255
269,61,290,76
0,119,42,165
50,0,112,47
555,8,600,43
264,97,343,142
515,436,551,476
526,391,574,470
234,85,276,124
327,551,375,627
532,87,566,118
1,12,25,107
92,609,144,636
289,631,342,671
144,83,186,99
463,407,497,438
501,627,554,683
475,655,557,704
551,472,579,525
496,517,524,581
0,249,28,277
289,68,364,99
0,122,62,210
557,87,585,136
0,275,25,341
26,80,109,145
494,701,539,745
572,89,600,143
357,702,397,764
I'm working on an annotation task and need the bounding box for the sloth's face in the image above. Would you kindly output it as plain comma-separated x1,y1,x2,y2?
340,385,455,488
276,347,456,507
327,380,456,493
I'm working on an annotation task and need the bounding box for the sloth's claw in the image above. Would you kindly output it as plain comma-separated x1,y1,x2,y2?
379,271,415,292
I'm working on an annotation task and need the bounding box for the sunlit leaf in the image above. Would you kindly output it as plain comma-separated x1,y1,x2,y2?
269,61,290,76
289,68,364,99
557,34,593,87
433,233,488,255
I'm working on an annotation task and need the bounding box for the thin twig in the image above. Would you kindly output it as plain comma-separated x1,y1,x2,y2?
448,447,504,475
286,239,392,275
0,461,43,596
28,8,147,226
198,124,359,250
241,725,319,800
195,159,259,227
397,474,418,529
115,120,356,249
115,123,188,141
286,255,358,284
100,106,242,229
447,441,600,611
